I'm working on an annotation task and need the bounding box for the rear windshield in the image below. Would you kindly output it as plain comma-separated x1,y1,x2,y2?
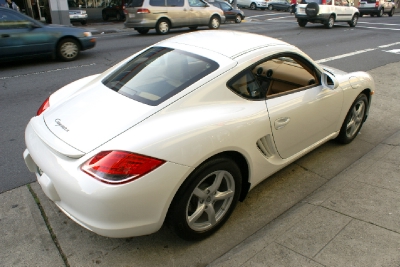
125,0,144,7
300,0,322,3
361,0,376,3
102,47,219,106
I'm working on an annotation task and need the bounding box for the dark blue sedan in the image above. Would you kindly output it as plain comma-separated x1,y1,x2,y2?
0,7,96,62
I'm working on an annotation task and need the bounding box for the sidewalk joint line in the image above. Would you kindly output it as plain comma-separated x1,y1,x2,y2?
27,184,70,267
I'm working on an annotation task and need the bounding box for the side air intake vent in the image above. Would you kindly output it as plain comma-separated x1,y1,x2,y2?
256,134,276,158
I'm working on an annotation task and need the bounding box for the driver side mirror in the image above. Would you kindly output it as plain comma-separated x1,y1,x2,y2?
321,71,339,90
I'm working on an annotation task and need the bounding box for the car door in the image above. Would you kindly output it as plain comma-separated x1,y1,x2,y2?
256,54,343,159
167,0,188,27
333,0,353,21
219,1,235,20
188,0,211,25
0,9,53,59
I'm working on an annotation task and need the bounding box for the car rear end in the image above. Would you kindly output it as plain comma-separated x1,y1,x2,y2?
358,0,381,15
124,0,163,29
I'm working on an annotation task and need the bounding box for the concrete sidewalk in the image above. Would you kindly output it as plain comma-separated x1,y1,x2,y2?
1,22,400,266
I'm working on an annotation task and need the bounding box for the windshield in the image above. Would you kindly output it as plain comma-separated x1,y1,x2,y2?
102,47,219,106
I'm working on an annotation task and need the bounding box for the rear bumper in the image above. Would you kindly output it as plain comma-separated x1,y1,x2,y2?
295,13,331,22
358,7,380,14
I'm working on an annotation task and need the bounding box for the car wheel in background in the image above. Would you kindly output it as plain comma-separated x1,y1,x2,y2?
102,12,109,21
116,12,122,21
325,15,334,29
389,8,394,16
377,8,383,17
250,2,257,9
268,5,273,10
156,19,170,34
348,14,358,27
359,13,363,17
209,15,221,29
81,20,87,25
137,29,149,34
167,157,242,240
57,38,80,61
305,2,319,17
235,14,242,23
298,19,307,27
336,94,368,144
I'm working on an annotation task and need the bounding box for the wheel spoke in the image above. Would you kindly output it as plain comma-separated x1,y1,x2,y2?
193,187,207,199
214,189,234,201
205,205,217,225
188,204,206,226
208,171,224,193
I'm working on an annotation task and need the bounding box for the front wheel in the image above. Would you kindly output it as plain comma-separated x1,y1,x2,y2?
377,8,383,17
348,14,358,27
57,38,80,61
325,15,334,29
235,14,242,23
250,2,256,9
167,157,242,240
208,16,220,29
388,8,394,17
268,5,273,10
156,18,170,34
336,94,368,144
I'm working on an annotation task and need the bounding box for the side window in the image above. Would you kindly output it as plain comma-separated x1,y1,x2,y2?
0,11,31,29
167,0,184,6
251,55,318,98
150,0,166,6
220,2,231,10
189,0,206,7
228,70,262,100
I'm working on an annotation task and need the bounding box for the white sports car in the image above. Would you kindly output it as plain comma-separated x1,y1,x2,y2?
23,31,374,240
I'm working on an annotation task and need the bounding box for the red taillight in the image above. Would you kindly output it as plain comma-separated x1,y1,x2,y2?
81,151,165,185
137,8,150,13
322,0,326,4
37,97,50,116
375,0,379,7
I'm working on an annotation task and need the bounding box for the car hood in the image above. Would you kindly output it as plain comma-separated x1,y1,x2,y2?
43,82,156,154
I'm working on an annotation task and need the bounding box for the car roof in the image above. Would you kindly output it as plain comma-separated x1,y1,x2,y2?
158,30,289,59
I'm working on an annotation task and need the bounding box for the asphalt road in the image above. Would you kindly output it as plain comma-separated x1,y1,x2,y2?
0,12,399,194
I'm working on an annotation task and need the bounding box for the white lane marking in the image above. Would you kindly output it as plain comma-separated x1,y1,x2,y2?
384,49,400,54
358,22,400,26
247,13,289,18
0,63,96,80
379,42,400,48
356,26,400,31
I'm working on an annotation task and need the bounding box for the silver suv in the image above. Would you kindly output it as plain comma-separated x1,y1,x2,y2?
358,0,396,17
124,0,225,35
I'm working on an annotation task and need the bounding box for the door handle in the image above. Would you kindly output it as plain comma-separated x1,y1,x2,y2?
274,117,290,130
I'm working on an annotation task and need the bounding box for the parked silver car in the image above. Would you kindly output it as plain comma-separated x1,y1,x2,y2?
358,0,396,17
124,0,225,35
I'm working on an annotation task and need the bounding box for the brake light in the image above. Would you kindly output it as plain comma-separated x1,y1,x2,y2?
322,0,326,4
375,0,379,7
81,151,165,185
37,97,50,116
137,8,150,13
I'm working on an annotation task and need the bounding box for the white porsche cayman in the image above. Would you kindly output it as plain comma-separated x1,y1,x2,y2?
24,31,374,240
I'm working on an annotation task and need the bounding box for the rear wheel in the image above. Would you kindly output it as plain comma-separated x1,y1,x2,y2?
325,15,334,29
156,18,170,34
167,157,242,240
336,94,368,144
377,8,383,17
348,14,358,27
208,15,220,29
298,19,307,27
102,12,109,21
250,2,256,9
57,38,80,62
389,8,394,17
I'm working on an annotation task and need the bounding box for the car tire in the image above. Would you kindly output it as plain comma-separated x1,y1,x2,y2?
298,19,307,27
57,38,80,62
305,2,319,17
325,15,334,29
208,15,221,29
81,20,87,25
137,29,149,34
235,14,242,23
116,12,122,21
388,8,394,17
250,2,257,9
336,94,368,144
167,157,242,240
348,14,358,27
102,12,109,21
377,8,383,17
156,18,170,34
268,5,273,10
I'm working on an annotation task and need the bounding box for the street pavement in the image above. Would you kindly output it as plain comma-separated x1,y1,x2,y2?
1,20,400,267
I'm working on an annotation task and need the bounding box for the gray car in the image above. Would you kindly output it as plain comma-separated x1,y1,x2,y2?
124,0,225,35
358,0,396,17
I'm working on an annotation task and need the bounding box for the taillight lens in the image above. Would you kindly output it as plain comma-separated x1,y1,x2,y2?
37,97,50,116
137,8,150,13
81,151,165,185
375,0,379,7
